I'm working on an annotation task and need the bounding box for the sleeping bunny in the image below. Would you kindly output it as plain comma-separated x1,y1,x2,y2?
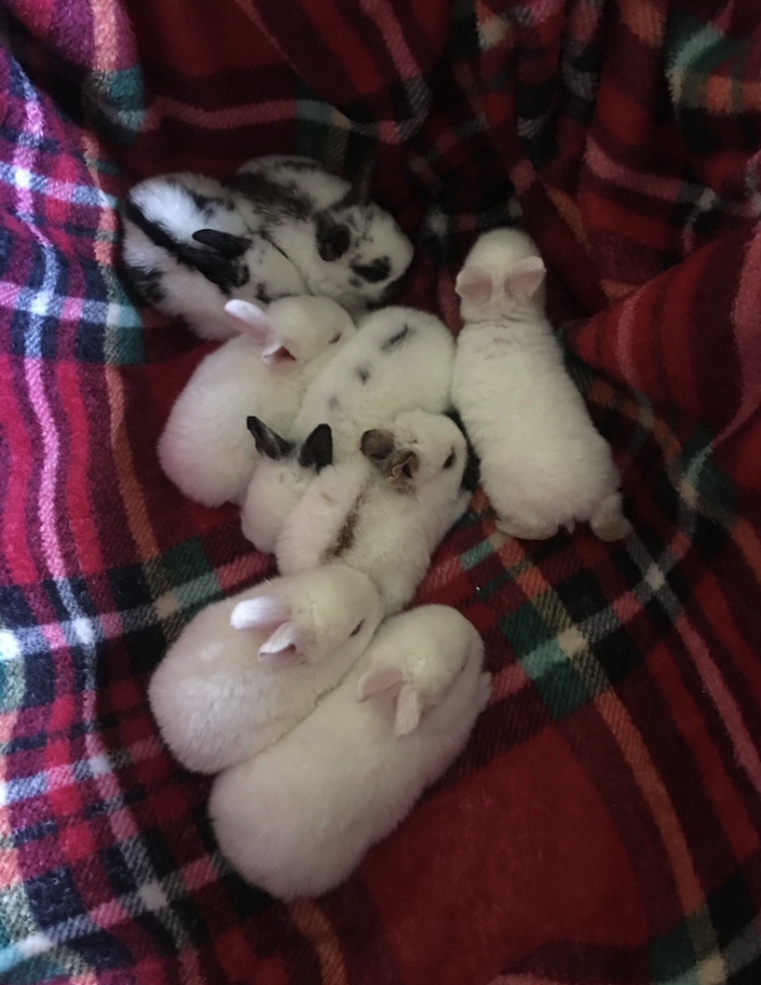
121,172,307,340
121,156,414,338
275,409,471,615
239,305,456,553
157,296,355,508
148,565,384,775
210,604,491,901
452,227,632,542
228,155,414,316
240,418,334,554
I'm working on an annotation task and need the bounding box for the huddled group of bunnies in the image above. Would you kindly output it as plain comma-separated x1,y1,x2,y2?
122,154,631,900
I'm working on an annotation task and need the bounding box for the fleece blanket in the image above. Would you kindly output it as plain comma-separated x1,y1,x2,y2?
1,0,760,982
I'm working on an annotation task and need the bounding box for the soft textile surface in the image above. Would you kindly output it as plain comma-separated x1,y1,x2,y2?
1,0,760,982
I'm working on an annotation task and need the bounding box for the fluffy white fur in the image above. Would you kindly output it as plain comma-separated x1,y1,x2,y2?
122,173,307,340
239,420,333,554
275,410,470,615
157,296,355,508
290,305,456,456
232,155,414,316
148,565,384,775
238,306,456,553
356,605,487,736
452,227,632,541
209,604,491,900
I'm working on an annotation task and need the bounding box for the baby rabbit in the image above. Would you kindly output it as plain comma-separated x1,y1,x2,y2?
228,155,414,316
238,306,457,553
276,409,471,615
289,305,456,458
240,419,334,554
148,565,384,775
209,604,491,901
157,296,355,508
452,227,632,541
121,173,307,340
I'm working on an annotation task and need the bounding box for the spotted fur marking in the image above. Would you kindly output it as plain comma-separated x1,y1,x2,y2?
321,489,366,563
226,173,313,223
380,323,415,353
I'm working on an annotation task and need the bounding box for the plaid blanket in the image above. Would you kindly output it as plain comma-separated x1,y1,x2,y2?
1,0,760,982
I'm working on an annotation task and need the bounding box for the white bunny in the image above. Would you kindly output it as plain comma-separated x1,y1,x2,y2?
240,419,335,554
275,410,471,615
121,173,308,341
157,296,355,508
452,227,632,541
238,306,457,551
289,305,456,457
148,565,384,775
229,155,414,316
209,604,491,901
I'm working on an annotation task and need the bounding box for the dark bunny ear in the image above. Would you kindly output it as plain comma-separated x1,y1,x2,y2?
192,229,251,258
180,245,249,291
297,424,332,471
360,428,395,464
343,159,375,207
246,416,294,460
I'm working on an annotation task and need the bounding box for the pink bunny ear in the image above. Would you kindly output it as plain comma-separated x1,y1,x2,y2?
454,266,493,305
258,622,303,666
356,666,405,702
224,299,272,344
505,257,546,300
230,595,291,630
394,683,422,736
261,340,296,367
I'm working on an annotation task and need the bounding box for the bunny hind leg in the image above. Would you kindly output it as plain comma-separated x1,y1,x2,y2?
589,493,633,542
495,514,559,540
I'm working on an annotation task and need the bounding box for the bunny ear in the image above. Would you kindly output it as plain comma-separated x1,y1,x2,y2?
230,595,291,630
224,299,272,344
360,428,395,465
386,449,419,491
258,621,303,665
343,158,374,207
246,417,294,460
298,424,333,471
356,665,405,702
505,257,546,300
394,683,422,736
261,340,296,367
192,229,251,258
455,266,493,305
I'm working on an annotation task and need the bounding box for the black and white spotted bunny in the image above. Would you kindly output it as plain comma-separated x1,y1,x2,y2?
121,156,414,339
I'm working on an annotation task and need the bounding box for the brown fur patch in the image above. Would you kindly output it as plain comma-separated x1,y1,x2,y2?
322,491,365,562
360,429,395,465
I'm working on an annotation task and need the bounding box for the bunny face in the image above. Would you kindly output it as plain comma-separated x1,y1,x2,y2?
355,605,483,736
230,565,384,667
224,295,355,366
287,566,384,665
361,410,467,494
312,202,414,312
455,227,547,324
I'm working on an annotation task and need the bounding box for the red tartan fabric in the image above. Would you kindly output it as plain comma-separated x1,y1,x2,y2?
1,0,761,983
